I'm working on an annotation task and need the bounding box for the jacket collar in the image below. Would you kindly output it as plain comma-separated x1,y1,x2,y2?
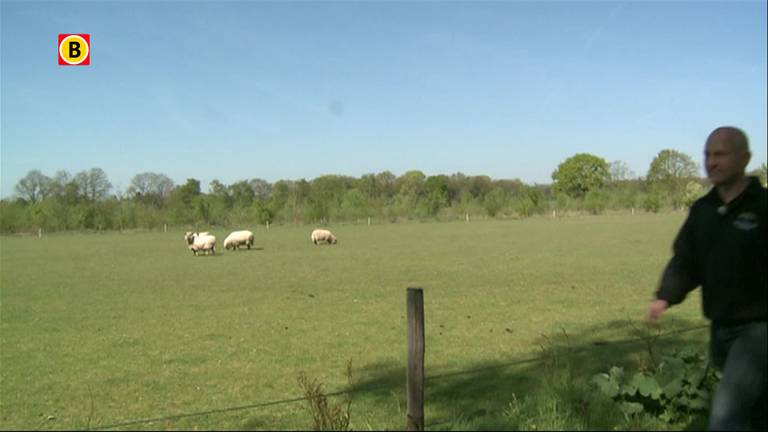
703,176,763,211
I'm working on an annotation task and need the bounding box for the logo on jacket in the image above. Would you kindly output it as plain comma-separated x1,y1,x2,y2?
733,212,758,231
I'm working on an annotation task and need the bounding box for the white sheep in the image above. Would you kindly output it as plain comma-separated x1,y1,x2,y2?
184,231,216,255
310,228,338,245
224,230,254,250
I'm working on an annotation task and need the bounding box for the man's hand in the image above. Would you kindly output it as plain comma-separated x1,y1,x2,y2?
646,299,669,324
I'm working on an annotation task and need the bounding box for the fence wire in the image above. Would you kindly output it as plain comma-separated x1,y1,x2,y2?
85,324,708,430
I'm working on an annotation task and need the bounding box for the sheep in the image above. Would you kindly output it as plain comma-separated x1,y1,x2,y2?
184,231,216,255
224,230,254,250
310,228,337,245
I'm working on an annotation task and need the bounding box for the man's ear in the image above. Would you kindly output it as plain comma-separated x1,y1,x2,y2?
742,151,752,170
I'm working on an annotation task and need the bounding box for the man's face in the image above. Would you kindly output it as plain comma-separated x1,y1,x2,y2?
704,133,749,186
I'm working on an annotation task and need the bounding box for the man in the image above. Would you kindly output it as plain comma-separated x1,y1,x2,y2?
646,126,766,430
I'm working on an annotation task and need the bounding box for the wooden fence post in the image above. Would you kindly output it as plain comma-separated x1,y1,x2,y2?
406,287,425,431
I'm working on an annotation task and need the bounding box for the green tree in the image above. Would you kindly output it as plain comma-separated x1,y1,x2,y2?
47,171,79,205
748,162,767,187
0,200,26,232
642,193,662,213
608,160,636,183
375,171,397,199
447,172,471,204
469,175,493,199
248,178,272,200
583,190,608,215
229,180,255,208
74,168,112,201
339,188,368,220
168,179,201,225
396,170,426,196
423,175,449,217
307,175,351,223
646,149,699,209
14,170,51,203
207,180,233,225
552,153,610,198
252,200,274,224
682,180,706,208
483,187,508,217
513,186,545,218
358,173,379,200
493,179,525,197
128,172,174,208
269,180,292,216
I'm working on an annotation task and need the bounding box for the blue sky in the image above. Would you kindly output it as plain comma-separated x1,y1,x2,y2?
2,0,766,198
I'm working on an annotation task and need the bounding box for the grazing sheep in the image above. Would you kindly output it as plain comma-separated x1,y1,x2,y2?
224,230,254,250
184,231,216,255
310,229,337,245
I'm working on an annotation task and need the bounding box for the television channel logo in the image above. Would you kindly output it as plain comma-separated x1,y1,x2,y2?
58,34,90,66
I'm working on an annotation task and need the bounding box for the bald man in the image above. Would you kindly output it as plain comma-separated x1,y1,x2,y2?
646,126,766,430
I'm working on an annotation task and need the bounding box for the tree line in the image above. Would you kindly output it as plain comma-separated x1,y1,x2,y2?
2,150,766,234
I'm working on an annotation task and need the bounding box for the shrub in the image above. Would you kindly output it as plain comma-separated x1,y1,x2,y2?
591,346,720,423
641,193,662,213
297,360,354,431
582,190,608,215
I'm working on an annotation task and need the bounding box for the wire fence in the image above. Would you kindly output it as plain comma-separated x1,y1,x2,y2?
83,323,708,431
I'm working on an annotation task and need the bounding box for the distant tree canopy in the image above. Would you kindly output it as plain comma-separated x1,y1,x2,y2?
647,149,699,184
74,168,112,201
5,150,761,233
608,160,636,183
647,149,700,209
551,153,610,199
14,170,50,204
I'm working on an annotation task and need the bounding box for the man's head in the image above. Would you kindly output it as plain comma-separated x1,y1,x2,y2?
704,126,751,187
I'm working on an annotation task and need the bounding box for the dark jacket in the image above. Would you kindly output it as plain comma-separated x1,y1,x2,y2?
656,176,767,324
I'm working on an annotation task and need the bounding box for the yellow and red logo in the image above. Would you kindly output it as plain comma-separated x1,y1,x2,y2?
58,34,90,66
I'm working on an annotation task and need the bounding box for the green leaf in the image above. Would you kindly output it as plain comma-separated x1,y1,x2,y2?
659,356,685,377
591,373,620,398
609,366,625,381
621,379,638,397
619,402,644,417
659,410,676,423
663,379,683,399
687,364,708,387
676,345,701,362
656,357,685,398
630,373,662,400
686,397,709,410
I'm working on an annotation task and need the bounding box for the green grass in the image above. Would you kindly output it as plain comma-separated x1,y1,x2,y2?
0,213,709,430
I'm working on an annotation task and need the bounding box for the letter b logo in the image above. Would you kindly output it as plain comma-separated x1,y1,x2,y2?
58,34,90,66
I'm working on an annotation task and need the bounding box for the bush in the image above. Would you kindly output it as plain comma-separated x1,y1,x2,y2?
641,193,662,213
683,181,706,208
591,346,720,424
583,190,608,215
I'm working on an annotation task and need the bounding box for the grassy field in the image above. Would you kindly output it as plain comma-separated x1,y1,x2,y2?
0,213,710,430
